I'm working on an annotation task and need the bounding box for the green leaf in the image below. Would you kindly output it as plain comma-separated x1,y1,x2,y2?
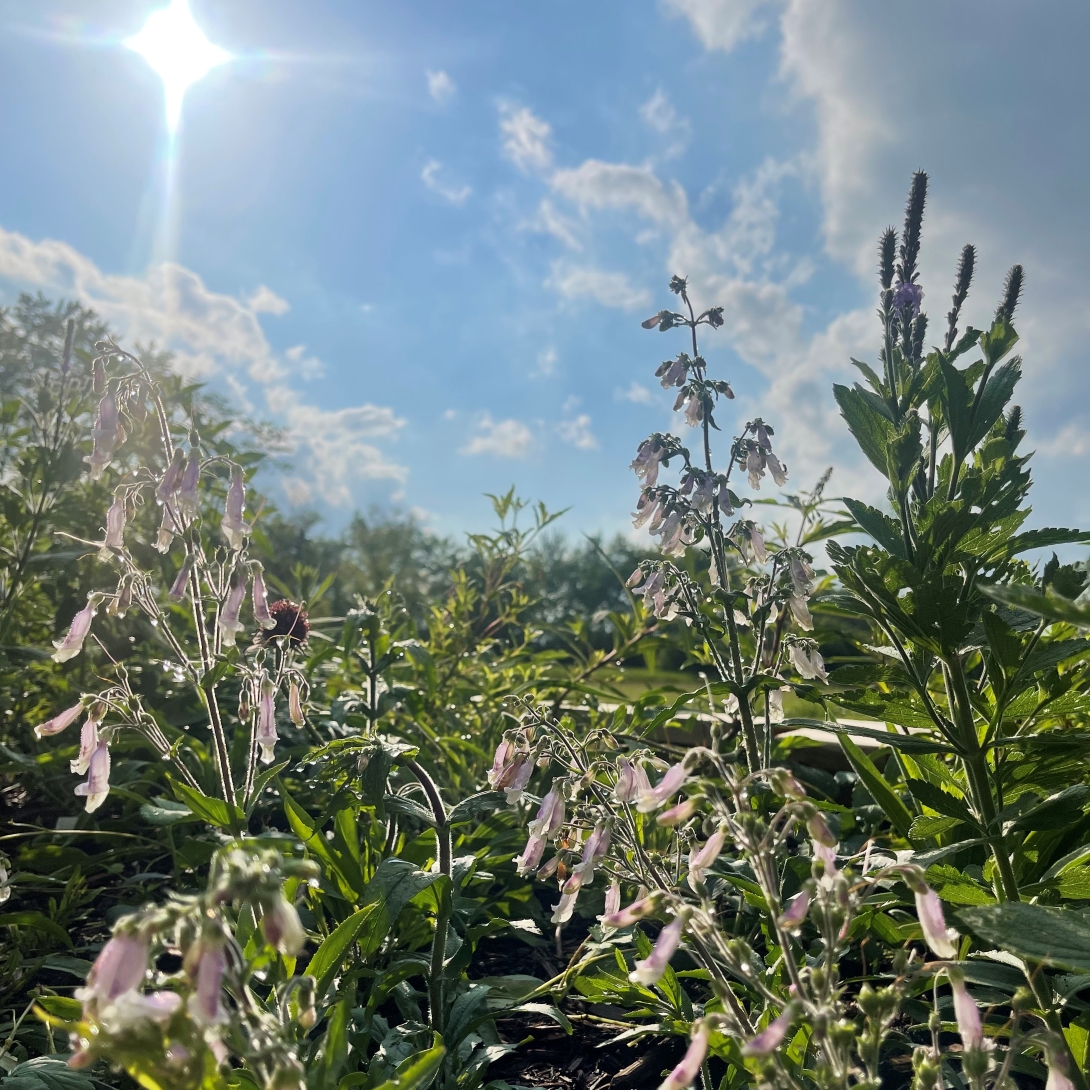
1010,785,1090,833
168,777,240,830
843,499,906,559
512,1001,573,1033
979,316,1019,367
939,357,974,463
447,791,507,826
838,735,914,838
32,996,83,1023
359,859,441,956
2,1058,95,1090
968,358,1021,450
982,584,1090,627
383,794,437,826
781,719,955,755
0,912,72,949
833,384,894,477
955,903,1090,970
371,1037,445,1090
308,904,379,995
139,797,199,826
905,779,979,829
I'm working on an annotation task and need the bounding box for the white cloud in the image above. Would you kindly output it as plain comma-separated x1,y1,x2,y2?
617,381,654,405
0,225,409,507
421,159,472,206
551,160,687,227
461,413,534,458
558,413,599,450
426,69,456,103
285,343,325,380
527,199,582,251
533,346,558,378
499,104,553,174
663,0,781,52
248,284,290,315
547,262,652,311
639,89,691,155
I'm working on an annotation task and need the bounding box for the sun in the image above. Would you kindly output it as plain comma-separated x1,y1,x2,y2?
125,0,231,132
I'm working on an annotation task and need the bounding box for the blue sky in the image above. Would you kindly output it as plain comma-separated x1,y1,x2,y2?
2,0,1089,539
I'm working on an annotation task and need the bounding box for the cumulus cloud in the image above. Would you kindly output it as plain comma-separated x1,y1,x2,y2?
461,413,534,458
551,160,687,227
248,284,290,315
640,89,691,156
426,69,456,103
558,412,599,450
547,262,652,311
0,225,408,507
663,0,781,52
499,104,553,174
617,381,654,405
421,159,472,205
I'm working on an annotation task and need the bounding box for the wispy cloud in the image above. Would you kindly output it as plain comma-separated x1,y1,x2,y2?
616,381,654,405
460,412,534,458
663,0,781,53
499,104,554,174
426,69,456,103
421,159,472,205
548,261,652,311
640,89,691,157
557,412,599,450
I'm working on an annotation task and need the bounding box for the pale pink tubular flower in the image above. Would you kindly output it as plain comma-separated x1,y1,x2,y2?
683,395,704,427
218,571,247,642
789,642,828,682
255,677,278,765
807,810,837,847
515,834,547,877
34,702,83,739
570,825,610,888
790,554,814,595
537,856,560,881
767,453,788,487
636,761,689,813
600,879,621,922
221,465,250,549
626,567,645,588
950,971,983,1050
103,494,127,551
176,452,201,519
79,933,148,1005
779,889,811,929
916,887,958,958
614,758,651,804
749,525,768,564
659,1023,710,1090
528,788,565,840
156,448,186,505
630,914,684,986
74,741,111,812
601,893,657,929
551,890,579,925
105,989,182,1030
687,829,726,890
658,798,697,827
487,739,521,788
168,555,195,602
155,504,179,553
262,895,306,956
252,562,276,629
288,681,305,727
52,597,96,663
788,595,813,631
71,712,102,775
187,944,228,1027
504,758,533,804
85,393,121,479
630,439,665,486
1046,1057,1077,1090
742,1009,793,1056
747,448,765,490
813,840,838,881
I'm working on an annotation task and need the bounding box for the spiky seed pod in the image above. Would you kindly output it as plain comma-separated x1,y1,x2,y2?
878,228,896,291
944,243,977,351
996,263,1024,324
897,170,928,285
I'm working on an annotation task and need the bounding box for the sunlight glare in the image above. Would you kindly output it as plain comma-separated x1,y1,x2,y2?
125,0,230,132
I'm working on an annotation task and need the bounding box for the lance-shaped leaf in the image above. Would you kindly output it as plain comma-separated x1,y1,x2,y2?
833,384,894,478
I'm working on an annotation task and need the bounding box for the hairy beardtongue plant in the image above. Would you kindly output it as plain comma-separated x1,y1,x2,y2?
30,341,322,1089
496,178,1086,1090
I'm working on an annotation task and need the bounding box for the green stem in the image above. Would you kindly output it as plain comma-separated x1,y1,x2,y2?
408,759,452,1035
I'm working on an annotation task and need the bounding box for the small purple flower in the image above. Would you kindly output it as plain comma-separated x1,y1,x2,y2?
683,395,704,428
187,943,228,1027
893,280,924,319
614,758,651,804
155,505,179,553
80,933,148,1005
659,1024,710,1090
550,890,579,925
504,757,533,804
950,970,983,1050
569,825,610,888
255,677,278,765
747,448,765,490
657,798,697,827
103,494,127,551
778,889,811,930
625,567,645,589
789,642,828,683
74,740,111,812
599,879,621,923
52,597,97,663
156,448,186,505
176,453,201,519
33,702,84,739
221,465,250,550
636,761,689,813
528,787,565,841
168,555,195,603
788,595,813,631
806,810,837,847
262,895,306,956
601,893,658,929
630,914,684,986
218,570,247,642
252,563,276,629
915,886,958,959
687,829,726,890
516,834,547,877
742,1009,793,1057
766,453,788,487
630,439,666,487
70,712,102,775
84,393,123,480
1046,1057,1077,1090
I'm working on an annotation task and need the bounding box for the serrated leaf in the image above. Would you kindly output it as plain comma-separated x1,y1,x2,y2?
955,904,1090,970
